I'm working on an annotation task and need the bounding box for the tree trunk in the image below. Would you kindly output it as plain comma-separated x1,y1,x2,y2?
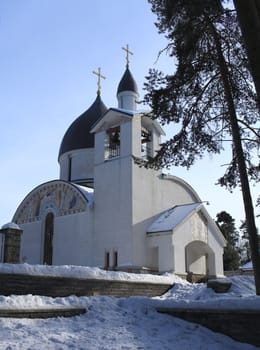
209,17,260,294
233,0,260,111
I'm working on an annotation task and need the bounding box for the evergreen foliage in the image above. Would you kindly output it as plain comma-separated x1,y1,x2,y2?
144,0,259,183
234,0,260,111
216,211,240,270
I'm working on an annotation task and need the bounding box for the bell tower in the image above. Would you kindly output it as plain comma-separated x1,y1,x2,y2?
91,49,165,270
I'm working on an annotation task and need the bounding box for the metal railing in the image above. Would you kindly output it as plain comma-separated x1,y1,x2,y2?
105,144,120,160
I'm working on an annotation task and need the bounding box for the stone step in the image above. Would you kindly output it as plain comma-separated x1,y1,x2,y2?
0,307,86,319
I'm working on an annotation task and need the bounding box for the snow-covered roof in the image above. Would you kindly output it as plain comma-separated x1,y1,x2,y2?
109,107,138,116
147,203,202,234
73,184,94,206
1,222,21,230
90,107,134,133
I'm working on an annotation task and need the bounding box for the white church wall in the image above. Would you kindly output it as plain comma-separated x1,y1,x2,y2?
132,114,142,158
172,225,187,274
118,90,137,111
186,245,207,274
131,164,197,268
147,233,175,272
191,212,208,242
120,121,132,157
53,211,93,266
148,246,158,270
59,149,94,184
151,129,161,157
133,169,198,228
71,149,94,182
94,131,106,165
131,165,159,267
132,221,150,269
18,209,93,267
172,213,224,277
59,155,69,180
20,221,42,264
94,155,133,268
207,229,225,277
158,235,174,272
172,215,208,275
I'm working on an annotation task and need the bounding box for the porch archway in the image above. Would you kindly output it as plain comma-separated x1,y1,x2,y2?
185,241,216,280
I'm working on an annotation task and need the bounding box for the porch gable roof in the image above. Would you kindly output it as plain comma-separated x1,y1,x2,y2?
147,203,201,234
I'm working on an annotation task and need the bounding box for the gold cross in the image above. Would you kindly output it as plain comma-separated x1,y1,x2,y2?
92,67,106,95
122,44,133,67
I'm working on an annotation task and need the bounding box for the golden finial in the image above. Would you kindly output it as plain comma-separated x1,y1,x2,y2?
92,67,106,95
122,44,133,68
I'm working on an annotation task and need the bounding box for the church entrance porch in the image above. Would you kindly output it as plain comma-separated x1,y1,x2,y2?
185,241,215,282
43,212,54,265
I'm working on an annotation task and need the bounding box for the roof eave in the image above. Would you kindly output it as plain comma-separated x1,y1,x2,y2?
141,114,166,136
147,230,173,237
90,108,134,133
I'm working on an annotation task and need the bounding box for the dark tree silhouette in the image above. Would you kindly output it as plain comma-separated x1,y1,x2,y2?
234,0,260,110
216,211,240,271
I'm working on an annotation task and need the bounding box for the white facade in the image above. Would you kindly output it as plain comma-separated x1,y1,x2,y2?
9,66,226,278
59,148,95,187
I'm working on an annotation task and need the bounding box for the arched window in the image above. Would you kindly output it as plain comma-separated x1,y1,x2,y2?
105,126,120,160
141,127,152,160
43,212,54,265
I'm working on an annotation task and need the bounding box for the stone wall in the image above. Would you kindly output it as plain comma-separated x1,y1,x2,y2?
0,273,172,298
157,307,260,347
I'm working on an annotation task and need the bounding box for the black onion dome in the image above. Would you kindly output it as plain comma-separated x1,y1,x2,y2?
59,95,107,158
117,67,138,95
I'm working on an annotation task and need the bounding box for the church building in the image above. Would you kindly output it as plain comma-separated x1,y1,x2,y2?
8,47,226,279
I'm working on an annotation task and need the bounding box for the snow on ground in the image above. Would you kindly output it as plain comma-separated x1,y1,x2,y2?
0,263,175,284
154,275,260,311
0,264,260,350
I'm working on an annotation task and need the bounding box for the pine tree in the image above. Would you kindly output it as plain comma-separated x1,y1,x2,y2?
233,0,260,110
216,211,240,270
144,0,260,293
234,0,260,211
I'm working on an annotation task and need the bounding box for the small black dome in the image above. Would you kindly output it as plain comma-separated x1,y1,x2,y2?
117,67,138,95
59,95,107,158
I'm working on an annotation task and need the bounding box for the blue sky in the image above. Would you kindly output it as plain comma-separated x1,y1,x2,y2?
1,0,259,230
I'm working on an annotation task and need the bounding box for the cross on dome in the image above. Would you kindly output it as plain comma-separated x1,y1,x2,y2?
92,67,106,95
122,44,133,67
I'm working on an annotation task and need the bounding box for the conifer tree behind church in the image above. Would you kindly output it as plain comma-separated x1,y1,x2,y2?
216,211,240,271
144,0,260,293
